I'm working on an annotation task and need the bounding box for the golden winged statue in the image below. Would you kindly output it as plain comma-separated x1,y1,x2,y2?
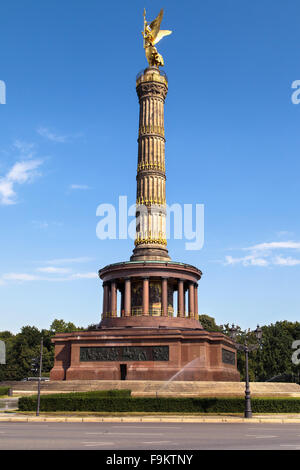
142,9,172,68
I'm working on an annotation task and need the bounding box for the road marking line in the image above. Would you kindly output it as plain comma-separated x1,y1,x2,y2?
111,426,181,428
280,445,300,448
85,432,163,436
246,427,286,430
246,435,278,438
83,442,115,447
142,441,172,444
246,427,293,430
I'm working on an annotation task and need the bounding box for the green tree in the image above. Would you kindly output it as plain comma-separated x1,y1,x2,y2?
49,319,83,334
86,324,99,330
222,321,300,382
0,319,84,381
253,321,300,381
198,314,222,332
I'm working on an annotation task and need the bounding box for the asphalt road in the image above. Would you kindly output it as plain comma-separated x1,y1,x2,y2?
0,422,299,450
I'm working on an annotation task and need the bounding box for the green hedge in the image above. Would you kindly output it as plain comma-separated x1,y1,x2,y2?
0,387,10,396
18,394,300,413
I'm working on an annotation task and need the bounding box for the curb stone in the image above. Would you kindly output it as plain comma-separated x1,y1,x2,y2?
1,416,300,423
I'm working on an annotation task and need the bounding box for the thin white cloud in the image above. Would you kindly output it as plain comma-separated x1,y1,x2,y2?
0,159,43,205
37,267,71,274
277,231,294,238
0,254,96,285
225,255,269,267
0,180,15,205
70,272,98,279
0,270,98,284
13,140,36,155
45,257,94,265
32,221,49,229
37,127,69,143
245,241,300,251
251,258,269,267
37,127,82,143
69,184,91,190
2,273,42,282
32,220,63,230
7,160,42,184
273,256,300,266
225,238,300,268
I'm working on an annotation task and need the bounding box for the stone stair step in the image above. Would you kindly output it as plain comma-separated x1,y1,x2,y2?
5,379,300,398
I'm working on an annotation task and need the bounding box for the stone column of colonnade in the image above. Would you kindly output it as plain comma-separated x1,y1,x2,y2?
131,66,171,261
102,278,199,320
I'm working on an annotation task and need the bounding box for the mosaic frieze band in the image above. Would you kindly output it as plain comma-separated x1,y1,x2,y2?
222,348,236,365
80,346,169,362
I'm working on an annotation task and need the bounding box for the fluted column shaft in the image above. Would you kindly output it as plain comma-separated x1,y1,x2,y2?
120,287,125,317
102,283,109,318
162,278,168,317
131,67,170,261
194,283,198,319
124,278,131,317
177,279,184,317
188,282,195,318
111,281,117,318
143,277,149,315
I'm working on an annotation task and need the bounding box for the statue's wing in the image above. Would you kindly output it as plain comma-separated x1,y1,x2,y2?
149,9,164,41
153,30,172,45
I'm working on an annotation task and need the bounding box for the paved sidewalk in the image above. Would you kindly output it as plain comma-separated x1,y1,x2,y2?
0,398,19,411
1,412,300,423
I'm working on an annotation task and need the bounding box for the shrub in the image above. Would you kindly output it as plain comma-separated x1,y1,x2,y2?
0,387,10,396
18,394,300,413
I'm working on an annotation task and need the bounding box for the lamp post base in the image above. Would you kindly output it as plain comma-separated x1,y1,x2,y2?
244,387,252,418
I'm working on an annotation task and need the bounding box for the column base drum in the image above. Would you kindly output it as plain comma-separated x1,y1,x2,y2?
50,261,240,382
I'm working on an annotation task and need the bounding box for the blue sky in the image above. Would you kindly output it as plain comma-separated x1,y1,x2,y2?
0,0,300,333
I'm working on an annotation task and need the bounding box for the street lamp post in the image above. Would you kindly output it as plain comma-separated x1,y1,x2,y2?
229,324,263,419
36,338,43,417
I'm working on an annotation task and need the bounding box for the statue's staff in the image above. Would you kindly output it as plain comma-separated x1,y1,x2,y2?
143,8,147,49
